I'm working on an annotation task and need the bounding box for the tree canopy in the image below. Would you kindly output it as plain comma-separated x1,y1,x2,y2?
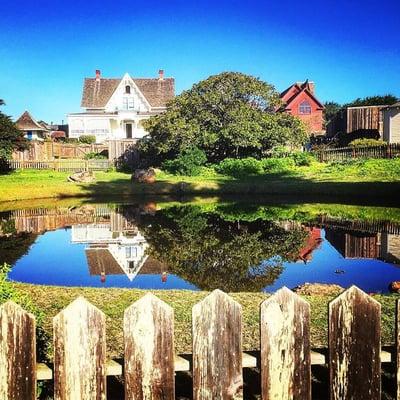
139,72,308,164
0,100,28,160
344,94,398,108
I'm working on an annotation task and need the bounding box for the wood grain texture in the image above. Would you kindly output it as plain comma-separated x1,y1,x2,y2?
124,292,175,400
192,289,243,400
0,301,36,400
329,286,381,400
260,287,311,400
53,297,106,400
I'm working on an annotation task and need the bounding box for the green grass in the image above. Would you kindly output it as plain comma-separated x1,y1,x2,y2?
1,158,400,202
0,169,132,202
12,283,400,361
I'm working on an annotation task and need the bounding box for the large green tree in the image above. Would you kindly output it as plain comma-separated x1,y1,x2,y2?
0,100,28,160
139,72,308,164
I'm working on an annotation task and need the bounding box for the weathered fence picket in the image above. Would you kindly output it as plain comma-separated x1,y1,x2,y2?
0,286,398,399
192,289,243,400
0,301,36,400
329,285,381,400
53,297,106,400
260,287,311,400
397,299,400,400
124,293,175,400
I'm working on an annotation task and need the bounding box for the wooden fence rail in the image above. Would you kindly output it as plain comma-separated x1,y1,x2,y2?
313,143,400,162
0,286,397,399
6,159,112,172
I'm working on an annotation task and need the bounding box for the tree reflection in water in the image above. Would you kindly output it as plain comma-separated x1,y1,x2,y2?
137,205,307,292
0,215,38,266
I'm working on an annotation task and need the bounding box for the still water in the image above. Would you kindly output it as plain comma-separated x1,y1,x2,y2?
1,200,400,293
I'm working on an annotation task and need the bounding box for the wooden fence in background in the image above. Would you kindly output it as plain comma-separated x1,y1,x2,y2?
12,142,108,162
314,143,400,162
7,159,112,172
0,286,398,399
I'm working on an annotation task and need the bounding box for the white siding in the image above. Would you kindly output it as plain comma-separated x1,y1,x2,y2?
391,112,400,143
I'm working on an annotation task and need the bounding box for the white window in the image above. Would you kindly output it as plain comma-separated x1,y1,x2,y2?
122,97,134,110
299,101,312,115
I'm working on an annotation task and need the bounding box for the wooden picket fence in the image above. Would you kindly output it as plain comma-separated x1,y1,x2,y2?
0,286,397,399
6,159,112,172
314,143,400,162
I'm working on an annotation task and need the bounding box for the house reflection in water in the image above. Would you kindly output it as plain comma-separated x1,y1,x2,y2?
325,228,400,264
71,211,165,283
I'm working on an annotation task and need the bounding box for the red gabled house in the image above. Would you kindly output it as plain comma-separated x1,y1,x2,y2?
280,80,325,134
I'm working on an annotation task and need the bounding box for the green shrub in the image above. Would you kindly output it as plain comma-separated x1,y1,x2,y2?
349,138,386,147
215,158,264,177
79,135,96,144
162,147,207,176
291,151,316,166
84,152,107,160
261,157,295,172
269,146,291,158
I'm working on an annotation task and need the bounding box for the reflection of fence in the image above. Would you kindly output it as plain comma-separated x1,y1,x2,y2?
7,159,112,172
313,143,400,162
0,286,393,398
318,216,400,235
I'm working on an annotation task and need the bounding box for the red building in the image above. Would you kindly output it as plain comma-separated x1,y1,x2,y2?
280,80,325,134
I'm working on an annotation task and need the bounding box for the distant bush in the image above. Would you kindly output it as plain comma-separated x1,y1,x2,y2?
84,152,107,160
61,138,79,144
261,157,295,172
349,138,386,148
291,152,316,166
162,147,207,176
269,146,291,158
79,135,96,144
215,158,264,177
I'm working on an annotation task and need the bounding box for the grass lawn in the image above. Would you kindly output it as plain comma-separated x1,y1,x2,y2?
1,158,400,202
13,283,400,361
0,169,132,202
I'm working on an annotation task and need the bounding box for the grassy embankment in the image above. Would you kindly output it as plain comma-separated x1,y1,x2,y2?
10,283,400,360
1,158,400,202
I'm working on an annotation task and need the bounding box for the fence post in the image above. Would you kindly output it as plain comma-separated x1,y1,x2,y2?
0,301,36,399
53,297,106,400
329,286,381,400
260,287,311,400
192,289,243,400
124,293,175,400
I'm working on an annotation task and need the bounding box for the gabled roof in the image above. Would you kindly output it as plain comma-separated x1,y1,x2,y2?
81,75,175,109
15,111,48,131
280,81,324,110
385,102,400,109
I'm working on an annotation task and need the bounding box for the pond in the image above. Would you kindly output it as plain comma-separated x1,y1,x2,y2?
1,199,400,293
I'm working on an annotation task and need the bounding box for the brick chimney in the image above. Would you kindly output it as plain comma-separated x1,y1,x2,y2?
158,69,164,80
307,81,315,95
95,69,101,81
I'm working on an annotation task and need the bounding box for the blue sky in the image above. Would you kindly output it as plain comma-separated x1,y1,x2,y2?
1,0,399,123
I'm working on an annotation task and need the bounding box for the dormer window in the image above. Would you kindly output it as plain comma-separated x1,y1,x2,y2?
125,85,131,94
299,101,312,115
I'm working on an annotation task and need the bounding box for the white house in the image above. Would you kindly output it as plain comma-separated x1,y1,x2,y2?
15,111,50,141
383,102,400,143
67,69,175,143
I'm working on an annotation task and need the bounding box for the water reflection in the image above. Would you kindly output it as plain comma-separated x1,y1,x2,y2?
2,202,400,292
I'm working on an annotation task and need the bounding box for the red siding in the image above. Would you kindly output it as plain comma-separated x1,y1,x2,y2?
280,83,324,134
